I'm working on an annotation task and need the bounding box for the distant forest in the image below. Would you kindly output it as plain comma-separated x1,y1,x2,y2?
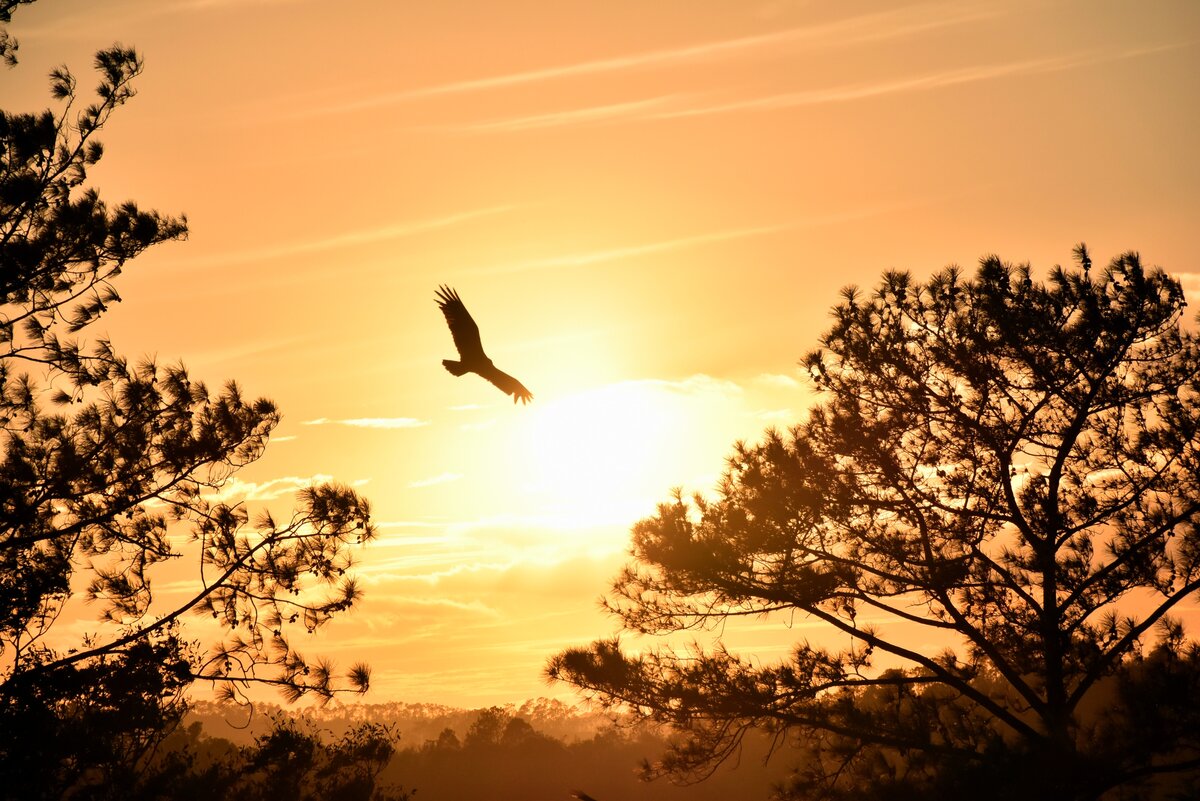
183,698,793,800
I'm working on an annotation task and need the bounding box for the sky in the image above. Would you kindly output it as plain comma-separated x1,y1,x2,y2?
2,0,1199,709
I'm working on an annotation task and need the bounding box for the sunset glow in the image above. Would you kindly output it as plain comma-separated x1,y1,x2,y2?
2,0,1198,710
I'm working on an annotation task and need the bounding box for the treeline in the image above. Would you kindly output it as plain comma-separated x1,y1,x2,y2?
187,697,611,747
183,699,793,800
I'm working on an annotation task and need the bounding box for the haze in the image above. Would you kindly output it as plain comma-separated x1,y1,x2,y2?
2,0,1197,707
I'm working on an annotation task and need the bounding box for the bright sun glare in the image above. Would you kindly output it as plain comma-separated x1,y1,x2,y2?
515,383,686,527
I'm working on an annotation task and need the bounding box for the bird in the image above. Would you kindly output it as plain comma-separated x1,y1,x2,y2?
435,285,533,404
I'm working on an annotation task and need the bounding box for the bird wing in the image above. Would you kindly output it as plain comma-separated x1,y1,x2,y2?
435,285,486,361
480,364,533,404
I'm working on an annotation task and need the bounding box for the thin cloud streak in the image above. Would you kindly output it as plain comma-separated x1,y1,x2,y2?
178,0,299,8
441,43,1190,136
369,595,501,616
469,224,791,276
202,474,335,504
184,335,307,368
642,373,745,398
755,373,801,389
408,472,463,489
175,206,515,268
451,95,685,133
467,202,911,276
305,2,996,115
16,0,303,41
650,44,1189,120
303,417,430,429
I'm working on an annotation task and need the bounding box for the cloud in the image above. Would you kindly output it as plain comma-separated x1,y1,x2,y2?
408,472,463,489
470,224,790,275
184,336,307,368
440,42,1190,135
366,595,502,617
468,201,917,276
178,206,515,268
302,417,429,429
448,95,686,133
648,44,1189,121
14,2,298,40
308,3,995,115
1177,272,1200,305
642,373,745,398
176,0,299,8
203,474,335,504
374,520,447,530
755,372,801,389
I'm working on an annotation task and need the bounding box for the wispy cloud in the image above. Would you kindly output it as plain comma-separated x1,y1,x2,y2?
647,374,745,398
21,0,306,41
408,472,463,489
449,95,686,133
1177,272,1200,304
649,44,1189,121
755,372,801,389
754,408,797,422
378,596,502,616
307,3,996,115
203,474,335,504
469,224,790,276
176,0,299,8
467,200,911,275
183,335,307,368
438,42,1190,135
178,206,515,268
303,417,429,429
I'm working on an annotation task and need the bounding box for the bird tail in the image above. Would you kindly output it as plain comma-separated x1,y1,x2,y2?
442,359,469,377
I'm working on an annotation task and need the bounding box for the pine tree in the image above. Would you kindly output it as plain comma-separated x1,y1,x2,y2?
551,248,1200,801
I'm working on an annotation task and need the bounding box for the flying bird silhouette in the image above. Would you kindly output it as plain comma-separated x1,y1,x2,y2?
435,285,533,404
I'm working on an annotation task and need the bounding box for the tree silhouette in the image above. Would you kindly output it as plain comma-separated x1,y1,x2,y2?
0,1,35,66
131,717,412,801
549,248,1200,800
1,7,377,793
209,718,411,801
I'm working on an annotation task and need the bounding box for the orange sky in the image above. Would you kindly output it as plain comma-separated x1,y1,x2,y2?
3,0,1199,708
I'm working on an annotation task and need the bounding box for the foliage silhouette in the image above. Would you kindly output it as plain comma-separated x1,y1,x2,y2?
1,5,378,793
129,716,412,801
549,248,1200,800
373,703,790,801
436,285,533,404
0,0,35,66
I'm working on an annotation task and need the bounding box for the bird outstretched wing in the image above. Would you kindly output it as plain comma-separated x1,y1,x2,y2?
480,364,533,405
435,285,534,404
435,285,485,362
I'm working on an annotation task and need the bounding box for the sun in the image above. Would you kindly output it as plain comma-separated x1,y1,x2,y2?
512,382,686,528
476,375,750,555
